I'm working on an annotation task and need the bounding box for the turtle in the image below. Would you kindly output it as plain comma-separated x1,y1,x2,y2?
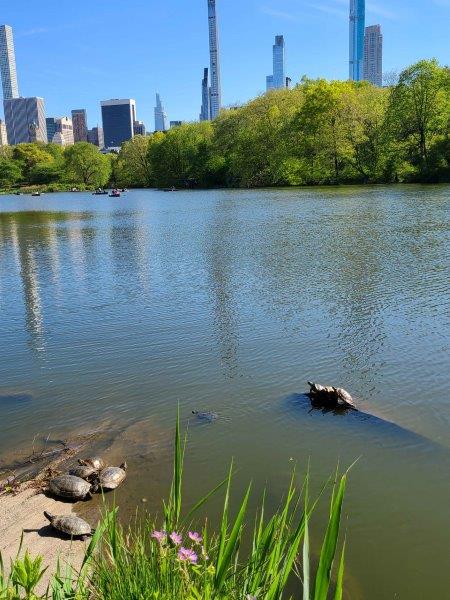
192,410,219,423
78,457,105,471
307,382,356,409
44,511,94,540
69,465,98,480
97,463,127,490
48,474,96,500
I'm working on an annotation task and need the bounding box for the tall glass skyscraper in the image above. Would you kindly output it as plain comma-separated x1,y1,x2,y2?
349,0,365,81
0,25,19,100
200,68,210,121
266,35,286,91
154,93,168,132
207,0,221,119
101,99,136,148
4,97,47,144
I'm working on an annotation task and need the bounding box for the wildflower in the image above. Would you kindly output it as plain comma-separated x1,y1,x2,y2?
177,547,198,564
170,531,183,546
188,531,202,544
151,530,166,543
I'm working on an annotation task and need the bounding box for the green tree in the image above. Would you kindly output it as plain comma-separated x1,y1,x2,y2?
0,156,22,188
115,135,154,187
12,143,54,183
387,59,450,180
63,142,112,187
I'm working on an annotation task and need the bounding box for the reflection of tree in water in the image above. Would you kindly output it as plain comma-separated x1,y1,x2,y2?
203,200,240,378
0,211,93,354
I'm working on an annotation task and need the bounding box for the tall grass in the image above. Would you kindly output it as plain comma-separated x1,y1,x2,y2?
1,412,352,599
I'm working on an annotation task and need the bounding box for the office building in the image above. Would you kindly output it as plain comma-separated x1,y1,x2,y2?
364,25,383,87
266,35,286,91
349,0,365,81
87,126,104,148
0,119,7,145
101,99,136,148
71,109,88,142
46,117,58,142
0,25,19,100
207,0,222,119
133,120,146,136
52,117,74,146
154,93,168,132
3,97,47,144
200,68,210,121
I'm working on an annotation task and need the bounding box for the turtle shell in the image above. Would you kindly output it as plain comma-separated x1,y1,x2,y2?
48,475,91,500
99,466,126,490
50,515,92,537
79,457,105,470
69,465,97,479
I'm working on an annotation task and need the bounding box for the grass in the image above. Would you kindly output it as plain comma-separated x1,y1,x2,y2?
0,410,352,599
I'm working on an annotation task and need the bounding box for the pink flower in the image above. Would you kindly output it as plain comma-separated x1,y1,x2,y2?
151,530,166,543
169,531,182,546
188,531,202,544
177,547,198,564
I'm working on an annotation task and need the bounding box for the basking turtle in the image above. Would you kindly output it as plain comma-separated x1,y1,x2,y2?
98,463,127,490
44,511,94,540
192,410,219,423
48,475,96,501
307,382,356,409
78,457,105,471
69,465,97,480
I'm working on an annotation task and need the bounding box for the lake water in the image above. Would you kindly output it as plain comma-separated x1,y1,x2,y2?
0,186,449,598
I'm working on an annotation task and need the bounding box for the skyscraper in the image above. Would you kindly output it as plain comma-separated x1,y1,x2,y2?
87,126,104,148
101,99,136,148
4,97,47,144
154,93,168,132
364,25,383,87
207,0,221,119
52,117,74,146
71,109,88,142
133,120,146,136
349,0,365,81
46,117,58,142
273,36,286,89
200,68,210,121
0,25,19,100
0,119,8,145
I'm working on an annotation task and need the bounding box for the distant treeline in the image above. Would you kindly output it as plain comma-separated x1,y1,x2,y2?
1,59,449,192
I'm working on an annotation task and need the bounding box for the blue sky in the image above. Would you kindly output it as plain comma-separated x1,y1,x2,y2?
1,0,449,129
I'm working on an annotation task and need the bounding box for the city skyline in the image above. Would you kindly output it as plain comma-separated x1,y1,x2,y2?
0,1,448,130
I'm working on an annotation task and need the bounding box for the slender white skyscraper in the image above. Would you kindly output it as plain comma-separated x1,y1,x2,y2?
0,25,19,100
207,0,221,119
200,68,210,121
364,25,383,87
154,93,168,132
349,0,365,81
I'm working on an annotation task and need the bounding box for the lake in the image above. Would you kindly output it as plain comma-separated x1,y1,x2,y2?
0,186,449,598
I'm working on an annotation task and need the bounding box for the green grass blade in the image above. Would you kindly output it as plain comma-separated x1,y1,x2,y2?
313,472,347,600
333,538,346,600
303,472,310,600
183,475,228,524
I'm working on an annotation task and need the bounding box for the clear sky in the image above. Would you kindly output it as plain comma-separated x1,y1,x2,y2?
1,0,449,130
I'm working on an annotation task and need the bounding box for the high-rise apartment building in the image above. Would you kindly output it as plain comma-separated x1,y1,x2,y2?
200,68,210,121
87,126,104,148
101,99,136,148
133,120,146,136
0,25,19,100
154,93,168,132
71,109,88,142
4,97,47,144
266,36,288,91
0,119,8,145
364,25,383,87
53,117,74,146
349,0,365,81
207,0,221,119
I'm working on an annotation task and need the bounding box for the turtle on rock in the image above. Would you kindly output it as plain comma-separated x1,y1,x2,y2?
69,465,98,480
48,474,97,501
44,511,94,540
97,463,127,491
307,382,357,410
